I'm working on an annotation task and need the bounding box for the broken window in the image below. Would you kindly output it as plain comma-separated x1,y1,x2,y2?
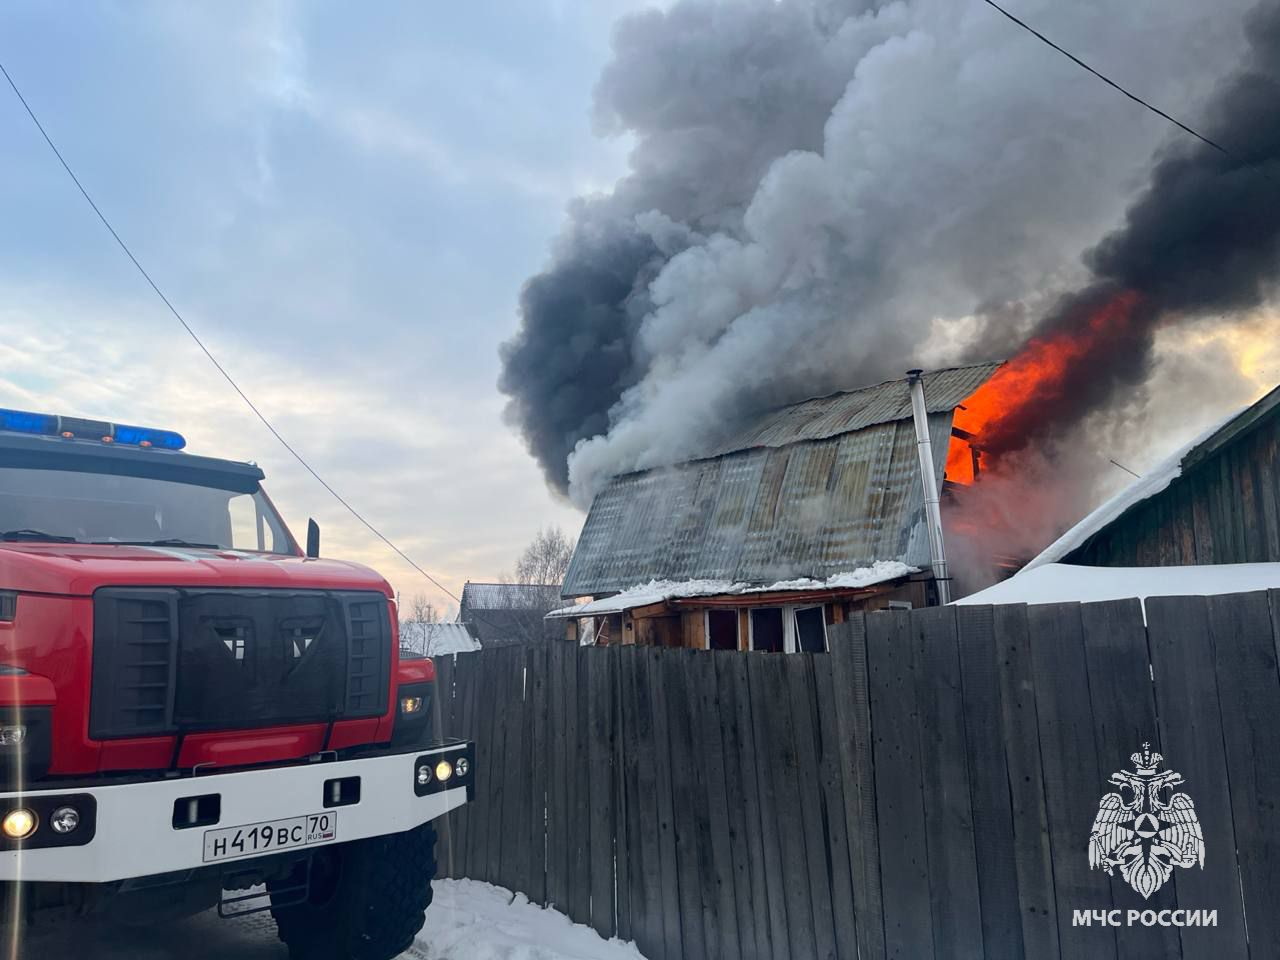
596,614,623,646
707,609,738,650
750,608,784,652
793,606,827,653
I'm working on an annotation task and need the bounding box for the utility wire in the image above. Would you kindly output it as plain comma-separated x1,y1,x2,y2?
979,0,1240,163
1108,458,1142,480
0,58,478,615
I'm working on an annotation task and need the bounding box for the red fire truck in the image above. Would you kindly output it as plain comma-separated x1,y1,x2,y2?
0,409,471,959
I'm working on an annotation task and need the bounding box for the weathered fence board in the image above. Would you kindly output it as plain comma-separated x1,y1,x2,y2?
1027,602,1118,960
914,606,984,959
725,652,771,960
746,654,790,960
812,661,857,960
715,653,758,959
568,642,590,921
1207,592,1280,958
828,616,884,960
954,604,1023,958
431,591,1280,959
867,607,932,960
992,603,1060,958
647,645,684,960
1145,595,1249,959
587,646,617,939
1080,599,1181,960
545,642,570,911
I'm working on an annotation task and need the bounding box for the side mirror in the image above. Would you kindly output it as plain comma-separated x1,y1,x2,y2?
306,519,320,559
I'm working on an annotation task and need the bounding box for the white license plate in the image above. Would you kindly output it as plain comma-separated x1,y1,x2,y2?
202,812,338,863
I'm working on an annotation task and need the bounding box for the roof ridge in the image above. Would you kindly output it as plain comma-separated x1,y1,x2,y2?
775,359,1005,411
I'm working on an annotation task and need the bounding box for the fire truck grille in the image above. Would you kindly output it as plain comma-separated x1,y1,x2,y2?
90,588,392,739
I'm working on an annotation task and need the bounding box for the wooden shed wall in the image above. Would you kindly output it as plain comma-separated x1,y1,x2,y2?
1067,414,1280,566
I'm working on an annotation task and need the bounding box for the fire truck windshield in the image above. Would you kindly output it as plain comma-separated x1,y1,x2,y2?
0,465,295,554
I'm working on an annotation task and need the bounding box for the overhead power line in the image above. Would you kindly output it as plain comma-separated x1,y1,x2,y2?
979,0,1240,162
0,58,469,610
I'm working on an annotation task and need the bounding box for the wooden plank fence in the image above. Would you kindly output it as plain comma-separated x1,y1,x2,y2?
431,593,1280,959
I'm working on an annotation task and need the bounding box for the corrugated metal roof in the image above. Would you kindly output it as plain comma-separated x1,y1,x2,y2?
460,582,563,611
563,365,999,597
562,412,955,596
562,365,999,597
709,362,1000,456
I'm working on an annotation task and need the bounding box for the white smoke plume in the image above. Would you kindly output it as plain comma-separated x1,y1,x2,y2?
499,0,1256,507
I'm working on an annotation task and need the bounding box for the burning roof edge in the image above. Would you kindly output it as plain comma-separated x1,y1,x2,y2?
1025,385,1280,569
547,561,918,619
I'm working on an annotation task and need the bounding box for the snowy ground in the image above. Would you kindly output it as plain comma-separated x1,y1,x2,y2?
24,877,647,960
403,879,648,960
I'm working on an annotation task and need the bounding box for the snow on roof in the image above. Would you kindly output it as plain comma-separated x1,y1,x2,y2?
954,561,1280,616
401,621,480,656
546,560,916,618
1025,408,1244,570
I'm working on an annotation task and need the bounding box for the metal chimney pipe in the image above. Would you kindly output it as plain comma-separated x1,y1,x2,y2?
906,370,951,605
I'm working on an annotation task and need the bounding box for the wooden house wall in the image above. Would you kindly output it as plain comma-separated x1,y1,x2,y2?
1068,416,1280,567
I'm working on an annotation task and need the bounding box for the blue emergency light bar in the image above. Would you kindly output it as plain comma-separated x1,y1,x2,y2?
0,407,186,451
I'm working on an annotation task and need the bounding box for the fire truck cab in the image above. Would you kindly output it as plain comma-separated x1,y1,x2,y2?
0,409,471,960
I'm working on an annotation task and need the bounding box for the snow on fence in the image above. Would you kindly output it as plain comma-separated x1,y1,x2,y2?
430,592,1280,960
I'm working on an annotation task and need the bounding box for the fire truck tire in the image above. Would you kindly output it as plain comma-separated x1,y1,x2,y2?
270,821,438,960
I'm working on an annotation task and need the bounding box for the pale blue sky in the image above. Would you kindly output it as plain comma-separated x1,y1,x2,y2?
0,1,657,609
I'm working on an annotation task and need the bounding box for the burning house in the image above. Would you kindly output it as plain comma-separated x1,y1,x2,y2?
549,363,1005,650
500,1,1280,633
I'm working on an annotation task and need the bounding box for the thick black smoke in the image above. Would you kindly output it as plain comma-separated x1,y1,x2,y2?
500,0,1258,504
498,209,670,491
980,1,1280,459
500,0,863,494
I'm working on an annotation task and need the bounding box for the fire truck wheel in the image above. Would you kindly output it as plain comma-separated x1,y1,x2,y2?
270,822,438,960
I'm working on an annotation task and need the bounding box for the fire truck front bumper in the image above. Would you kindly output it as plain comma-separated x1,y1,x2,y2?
0,742,472,884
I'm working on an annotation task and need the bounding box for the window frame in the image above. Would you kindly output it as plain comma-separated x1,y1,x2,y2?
703,608,740,651
747,606,785,652
788,604,829,653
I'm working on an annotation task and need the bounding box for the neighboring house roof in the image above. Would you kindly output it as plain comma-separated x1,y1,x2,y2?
1026,384,1280,569
561,363,1000,598
459,582,563,611
954,561,1280,619
401,621,480,656
547,561,916,618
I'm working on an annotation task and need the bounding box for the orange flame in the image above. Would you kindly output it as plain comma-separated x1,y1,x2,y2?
946,290,1144,483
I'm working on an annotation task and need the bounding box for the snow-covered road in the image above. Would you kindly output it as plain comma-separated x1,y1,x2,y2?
19,878,647,960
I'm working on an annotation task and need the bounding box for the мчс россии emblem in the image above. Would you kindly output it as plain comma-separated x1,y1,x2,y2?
1088,743,1204,899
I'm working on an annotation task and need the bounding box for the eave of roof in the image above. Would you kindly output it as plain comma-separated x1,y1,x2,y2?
548,562,917,618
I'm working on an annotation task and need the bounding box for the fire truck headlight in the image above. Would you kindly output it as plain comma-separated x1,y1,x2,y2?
454,757,470,778
416,763,432,786
2,809,37,840
50,806,80,835
0,725,26,747
399,696,424,716
434,760,453,783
